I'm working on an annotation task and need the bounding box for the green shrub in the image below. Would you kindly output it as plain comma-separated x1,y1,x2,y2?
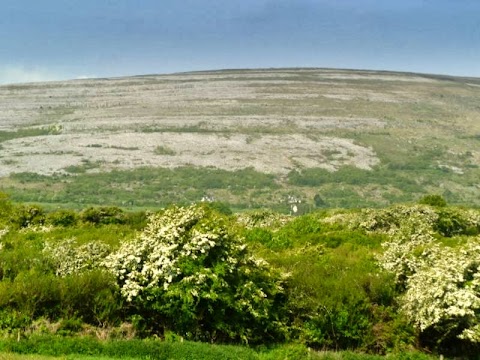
0,271,60,319
0,192,15,225
124,210,148,229
0,231,51,281
57,317,84,336
418,194,447,207
58,271,122,325
435,208,480,237
46,209,78,227
80,207,126,225
11,204,45,228
0,309,32,333
267,242,406,353
257,343,310,360
244,228,273,245
267,214,323,249
204,201,233,215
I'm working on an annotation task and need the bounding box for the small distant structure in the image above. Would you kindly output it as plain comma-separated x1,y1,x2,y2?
201,195,215,203
287,195,302,215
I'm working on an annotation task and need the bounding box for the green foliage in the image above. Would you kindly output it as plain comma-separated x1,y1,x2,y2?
257,344,311,359
1,197,479,357
240,209,413,353
246,212,384,251
348,204,480,355
0,310,31,333
203,201,233,215
46,209,78,227
123,210,148,229
1,166,278,209
104,204,288,344
0,192,14,226
268,243,406,353
314,194,327,208
57,271,122,325
0,334,434,360
80,207,126,225
418,194,447,207
287,166,421,193
11,204,45,228
57,317,84,336
435,208,480,237
0,207,132,328
0,126,61,144
0,270,120,326
0,231,50,281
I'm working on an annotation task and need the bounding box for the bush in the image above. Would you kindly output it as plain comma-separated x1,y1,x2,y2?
11,204,45,228
360,204,480,355
204,201,233,216
46,209,78,227
418,194,447,207
104,204,288,343
435,208,480,237
80,207,126,225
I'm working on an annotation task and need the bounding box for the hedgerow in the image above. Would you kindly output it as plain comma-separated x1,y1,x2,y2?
0,190,479,357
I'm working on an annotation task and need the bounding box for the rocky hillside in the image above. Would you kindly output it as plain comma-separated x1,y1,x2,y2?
0,68,479,209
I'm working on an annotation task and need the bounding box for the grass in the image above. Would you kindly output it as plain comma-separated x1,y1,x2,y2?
0,340,435,360
0,127,62,144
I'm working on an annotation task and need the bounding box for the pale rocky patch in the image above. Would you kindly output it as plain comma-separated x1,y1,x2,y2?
0,132,379,176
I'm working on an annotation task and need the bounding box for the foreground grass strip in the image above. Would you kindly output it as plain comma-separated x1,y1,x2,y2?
0,338,435,360
0,337,259,360
0,354,66,360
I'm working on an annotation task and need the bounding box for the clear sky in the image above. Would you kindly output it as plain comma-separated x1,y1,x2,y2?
1,0,479,84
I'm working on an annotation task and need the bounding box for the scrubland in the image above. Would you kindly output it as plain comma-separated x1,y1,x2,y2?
0,69,479,359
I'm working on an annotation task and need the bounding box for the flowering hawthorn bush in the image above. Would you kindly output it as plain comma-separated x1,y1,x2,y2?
43,237,111,276
344,204,480,351
401,240,480,344
103,204,287,343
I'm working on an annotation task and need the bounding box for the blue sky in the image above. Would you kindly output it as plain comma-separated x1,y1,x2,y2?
1,0,479,84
